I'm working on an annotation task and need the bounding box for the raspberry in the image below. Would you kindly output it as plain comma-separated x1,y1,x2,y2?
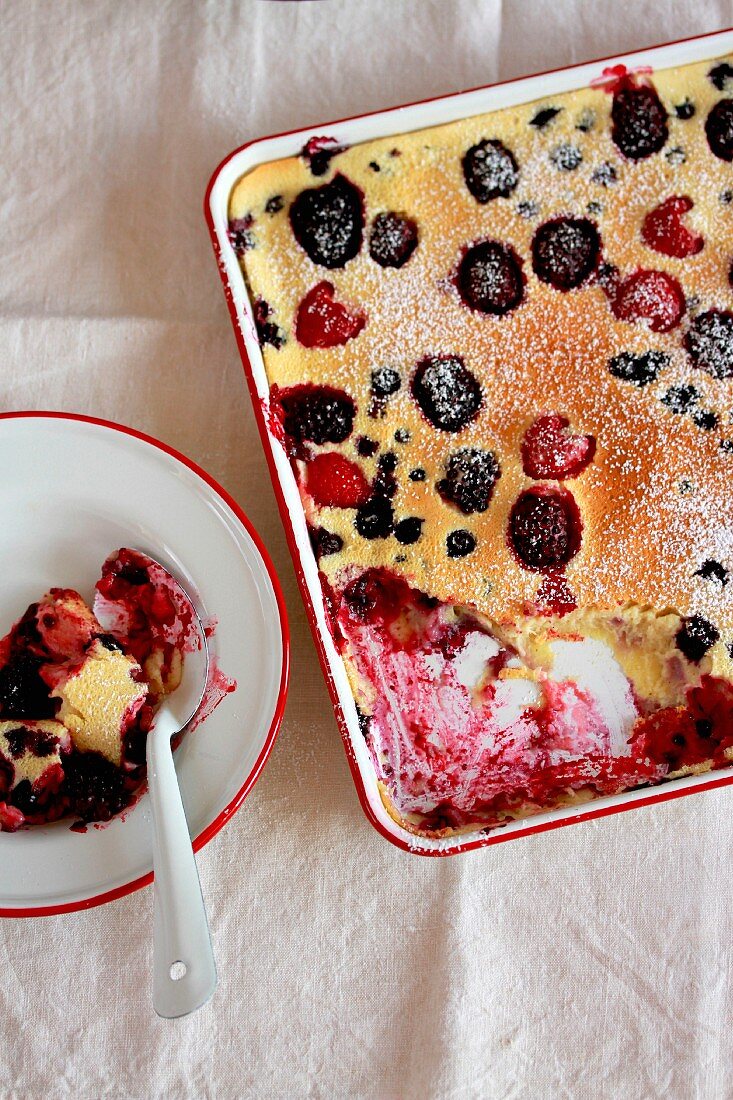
676,616,719,662
684,311,733,379
368,213,418,268
289,174,364,268
411,356,482,432
446,530,476,558
462,139,519,203
520,414,595,479
641,196,704,258
531,217,601,291
456,241,525,315
273,384,356,453
705,99,733,161
610,269,685,332
294,282,366,348
436,448,501,514
304,453,371,509
508,486,582,572
611,83,668,160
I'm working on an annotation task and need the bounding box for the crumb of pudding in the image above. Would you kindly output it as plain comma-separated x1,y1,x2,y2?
0,548,209,831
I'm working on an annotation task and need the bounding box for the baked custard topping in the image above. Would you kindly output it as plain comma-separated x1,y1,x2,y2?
229,54,733,835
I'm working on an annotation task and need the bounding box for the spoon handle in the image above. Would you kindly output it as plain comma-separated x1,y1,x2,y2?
147,710,217,1018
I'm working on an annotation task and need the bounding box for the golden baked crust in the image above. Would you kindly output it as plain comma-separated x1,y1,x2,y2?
228,55,733,835
231,55,733,661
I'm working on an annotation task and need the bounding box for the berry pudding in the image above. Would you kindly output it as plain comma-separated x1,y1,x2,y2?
0,550,196,831
229,53,733,837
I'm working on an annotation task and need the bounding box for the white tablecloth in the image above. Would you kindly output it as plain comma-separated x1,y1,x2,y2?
2,2,732,1096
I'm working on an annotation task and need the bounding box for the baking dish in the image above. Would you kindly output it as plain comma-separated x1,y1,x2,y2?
206,26,733,854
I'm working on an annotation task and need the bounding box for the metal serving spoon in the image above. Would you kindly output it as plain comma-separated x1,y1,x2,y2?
134,553,217,1019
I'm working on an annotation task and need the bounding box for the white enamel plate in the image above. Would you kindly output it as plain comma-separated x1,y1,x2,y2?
0,413,288,915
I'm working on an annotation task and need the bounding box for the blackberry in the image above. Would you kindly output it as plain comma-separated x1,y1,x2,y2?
675,616,719,663
275,384,356,450
436,448,501,514
411,356,482,432
457,240,525,315
308,525,344,559
446,530,476,558
611,83,668,159
289,173,364,268
685,311,733,379
705,99,733,161
462,139,519,203
549,144,583,171
530,106,562,128
0,654,55,720
355,497,394,539
694,560,729,586
394,518,423,545
531,217,601,291
368,213,418,268
63,751,127,822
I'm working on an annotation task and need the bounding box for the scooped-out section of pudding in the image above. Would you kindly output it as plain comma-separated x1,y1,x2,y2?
334,569,733,835
0,549,203,831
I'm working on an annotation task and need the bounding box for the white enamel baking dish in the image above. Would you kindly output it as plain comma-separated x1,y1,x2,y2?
206,27,733,854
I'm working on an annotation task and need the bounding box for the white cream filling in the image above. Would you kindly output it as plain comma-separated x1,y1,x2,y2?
453,632,500,689
548,637,637,755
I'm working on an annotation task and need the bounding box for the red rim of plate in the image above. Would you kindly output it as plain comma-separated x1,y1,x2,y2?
0,410,290,916
204,26,733,857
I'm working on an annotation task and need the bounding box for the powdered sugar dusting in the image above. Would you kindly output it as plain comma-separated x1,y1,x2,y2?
231,53,733,652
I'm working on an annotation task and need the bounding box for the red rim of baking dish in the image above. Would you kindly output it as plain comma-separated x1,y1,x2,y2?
204,26,733,857
0,411,290,916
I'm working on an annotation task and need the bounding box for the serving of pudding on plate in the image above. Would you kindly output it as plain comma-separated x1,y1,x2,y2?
227,53,733,836
0,549,196,831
